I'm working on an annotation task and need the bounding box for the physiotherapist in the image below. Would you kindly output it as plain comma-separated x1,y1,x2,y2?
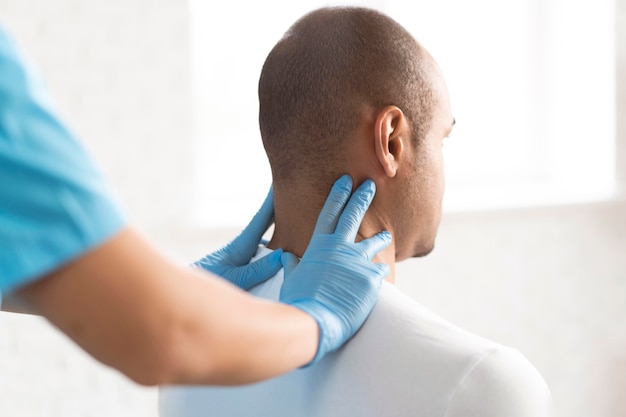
0,25,391,385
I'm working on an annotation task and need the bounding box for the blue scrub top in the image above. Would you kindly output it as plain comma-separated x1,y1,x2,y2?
0,25,126,297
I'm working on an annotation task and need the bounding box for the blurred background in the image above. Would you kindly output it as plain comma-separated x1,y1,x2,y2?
0,0,624,416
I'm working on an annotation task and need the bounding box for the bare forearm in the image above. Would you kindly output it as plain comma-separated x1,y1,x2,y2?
17,228,317,386
163,275,318,385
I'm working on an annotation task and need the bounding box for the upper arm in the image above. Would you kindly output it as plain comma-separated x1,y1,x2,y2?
445,347,552,417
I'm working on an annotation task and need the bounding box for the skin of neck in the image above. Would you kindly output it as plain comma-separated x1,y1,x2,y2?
267,186,396,284
266,121,398,284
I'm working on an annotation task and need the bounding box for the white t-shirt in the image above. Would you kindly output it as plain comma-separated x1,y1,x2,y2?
160,247,551,417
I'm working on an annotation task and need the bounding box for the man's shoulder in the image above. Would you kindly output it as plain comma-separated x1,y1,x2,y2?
443,346,551,417
161,269,550,417
359,282,503,357
244,249,550,416
354,283,551,416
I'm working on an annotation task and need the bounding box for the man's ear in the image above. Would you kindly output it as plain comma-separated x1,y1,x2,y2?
374,106,406,178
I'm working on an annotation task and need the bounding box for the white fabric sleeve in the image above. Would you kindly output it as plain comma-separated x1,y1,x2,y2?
444,347,552,417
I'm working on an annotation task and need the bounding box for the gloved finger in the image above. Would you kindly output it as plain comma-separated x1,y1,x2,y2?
373,261,391,282
281,251,300,279
192,253,226,274
236,249,284,289
313,175,353,235
227,186,275,265
334,179,376,241
353,230,392,260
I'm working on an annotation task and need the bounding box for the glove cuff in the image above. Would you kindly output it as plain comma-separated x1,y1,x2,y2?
287,300,342,367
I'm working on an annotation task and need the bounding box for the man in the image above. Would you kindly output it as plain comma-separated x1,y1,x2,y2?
160,6,551,416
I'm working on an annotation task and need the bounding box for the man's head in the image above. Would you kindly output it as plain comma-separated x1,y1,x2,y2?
260,6,454,263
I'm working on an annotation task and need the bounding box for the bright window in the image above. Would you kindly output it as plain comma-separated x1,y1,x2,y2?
190,0,616,227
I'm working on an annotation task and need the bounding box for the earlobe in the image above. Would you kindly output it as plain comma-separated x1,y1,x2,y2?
374,106,404,178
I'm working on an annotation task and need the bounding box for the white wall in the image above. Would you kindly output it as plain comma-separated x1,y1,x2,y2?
615,0,626,184
0,0,194,234
0,1,625,417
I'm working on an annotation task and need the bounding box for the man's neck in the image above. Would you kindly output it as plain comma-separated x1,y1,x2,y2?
267,186,396,284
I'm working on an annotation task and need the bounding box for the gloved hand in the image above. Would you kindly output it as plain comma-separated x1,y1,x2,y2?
279,175,391,365
193,188,283,290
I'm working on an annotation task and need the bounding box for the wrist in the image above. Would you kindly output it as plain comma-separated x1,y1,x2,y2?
287,300,343,366
284,303,320,366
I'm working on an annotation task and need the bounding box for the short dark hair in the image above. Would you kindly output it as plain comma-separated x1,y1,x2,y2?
259,6,436,185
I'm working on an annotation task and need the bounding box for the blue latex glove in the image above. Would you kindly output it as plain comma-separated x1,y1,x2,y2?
193,188,283,290
279,175,391,365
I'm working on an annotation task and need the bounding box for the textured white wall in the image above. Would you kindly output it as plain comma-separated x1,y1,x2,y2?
0,1,625,417
0,0,194,233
